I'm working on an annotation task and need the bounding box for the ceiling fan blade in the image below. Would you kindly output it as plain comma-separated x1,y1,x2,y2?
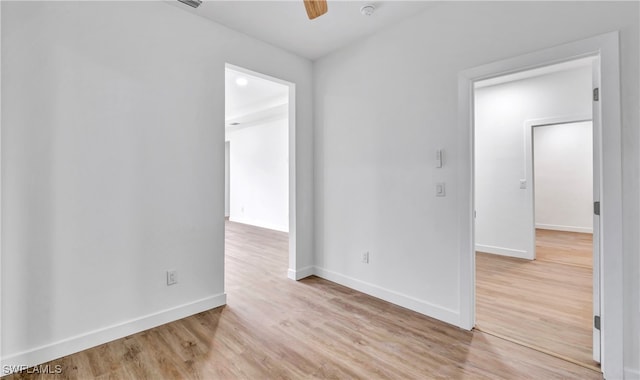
304,0,328,20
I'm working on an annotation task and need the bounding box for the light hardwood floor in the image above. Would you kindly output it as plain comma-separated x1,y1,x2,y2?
3,223,601,379
476,229,597,369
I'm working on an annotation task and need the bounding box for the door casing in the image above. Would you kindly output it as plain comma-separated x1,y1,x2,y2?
457,31,623,378
224,63,298,278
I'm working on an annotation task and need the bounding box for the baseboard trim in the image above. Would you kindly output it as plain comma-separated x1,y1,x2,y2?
288,266,314,280
625,367,640,379
0,293,227,374
536,224,593,234
313,266,459,327
228,217,288,233
475,244,532,260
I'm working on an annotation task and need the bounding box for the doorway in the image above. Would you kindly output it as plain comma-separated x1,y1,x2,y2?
458,32,623,379
224,63,295,277
472,59,599,368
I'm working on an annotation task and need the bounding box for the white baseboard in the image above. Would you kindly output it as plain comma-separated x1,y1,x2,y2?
229,217,288,233
536,223,593,234
313,266,459,327
475,244,532,260
0,293,226,375
625,367,640,379
288,266,314,280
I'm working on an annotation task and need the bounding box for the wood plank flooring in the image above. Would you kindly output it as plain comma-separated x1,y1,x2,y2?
476,229,597,369
3,222,601,379
535,229,593,268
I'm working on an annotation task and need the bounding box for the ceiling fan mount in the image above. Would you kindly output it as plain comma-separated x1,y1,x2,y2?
177,0,329,20
303,0,328,20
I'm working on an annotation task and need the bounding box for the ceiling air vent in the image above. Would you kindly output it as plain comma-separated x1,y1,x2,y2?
178,0,202,8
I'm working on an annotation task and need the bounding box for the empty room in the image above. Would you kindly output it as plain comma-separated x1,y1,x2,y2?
1,1,638,379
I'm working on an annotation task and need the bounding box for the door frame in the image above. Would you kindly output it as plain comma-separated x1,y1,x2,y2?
526,116,600,362
524,115,593,258
457,32,622,378
224,63,298,279
224,141,230,218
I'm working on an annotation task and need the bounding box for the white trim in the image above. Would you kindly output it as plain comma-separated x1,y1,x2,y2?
224,63,302,276
287,266,314,280
457,63,475,332
0,294,226,375
535,224,593,234
458,31,623,379
287,82,298,276
474,244,530,260
314,266,460,327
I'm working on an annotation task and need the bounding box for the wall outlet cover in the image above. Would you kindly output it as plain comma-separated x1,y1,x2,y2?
167,270,177,286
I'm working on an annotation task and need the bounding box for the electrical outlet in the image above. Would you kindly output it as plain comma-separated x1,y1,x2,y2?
167,270,177,286
362,251,369,264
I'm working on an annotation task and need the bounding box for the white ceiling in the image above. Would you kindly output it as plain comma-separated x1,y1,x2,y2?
225,67,289,130
172,1,436,60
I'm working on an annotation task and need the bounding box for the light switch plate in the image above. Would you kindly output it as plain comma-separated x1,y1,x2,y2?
436,183,446,197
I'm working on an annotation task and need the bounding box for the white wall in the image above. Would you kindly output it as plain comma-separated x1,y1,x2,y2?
474,67,592,258
1,1,313,369
226,118,289,232
313,2,638,376
534,121,593,233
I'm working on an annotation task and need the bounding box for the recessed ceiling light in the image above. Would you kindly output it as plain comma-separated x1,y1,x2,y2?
235,77,248,87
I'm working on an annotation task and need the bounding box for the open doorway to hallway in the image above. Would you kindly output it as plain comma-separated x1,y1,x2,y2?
473,57,600,369
224,64,293,278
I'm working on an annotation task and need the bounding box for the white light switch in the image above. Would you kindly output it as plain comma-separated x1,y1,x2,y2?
436,183,446,197
519,179,527,189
